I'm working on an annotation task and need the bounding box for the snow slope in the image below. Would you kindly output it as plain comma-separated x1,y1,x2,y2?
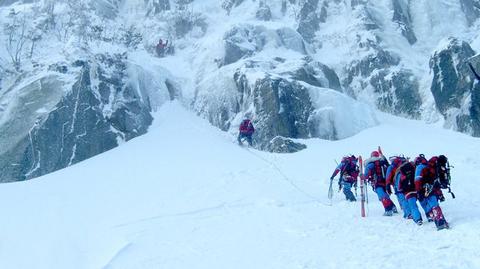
0,102,479,269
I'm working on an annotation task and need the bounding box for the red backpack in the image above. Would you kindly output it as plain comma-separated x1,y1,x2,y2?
342,156,358,175
398,162,416,192
239,119,254,134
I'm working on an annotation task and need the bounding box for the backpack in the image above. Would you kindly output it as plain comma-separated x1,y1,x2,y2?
397,162,416,191
430,155,450,189
342,156,358,175
386,156,406,185
240,119,250,128
366,157,388,181
390,156,407,167
239,119,254,134
375,159,388,178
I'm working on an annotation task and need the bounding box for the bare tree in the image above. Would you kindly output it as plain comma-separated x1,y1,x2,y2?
67,0,91,44
28,29,42,59
42,0,56,30
53,13,74,42
3,9,28,71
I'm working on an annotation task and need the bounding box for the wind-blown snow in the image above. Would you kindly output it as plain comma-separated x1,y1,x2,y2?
0,101,479,269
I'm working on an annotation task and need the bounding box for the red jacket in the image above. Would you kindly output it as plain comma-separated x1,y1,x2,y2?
239,119,254,135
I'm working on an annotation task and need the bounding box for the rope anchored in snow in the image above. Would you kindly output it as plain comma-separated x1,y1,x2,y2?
242,147,332,207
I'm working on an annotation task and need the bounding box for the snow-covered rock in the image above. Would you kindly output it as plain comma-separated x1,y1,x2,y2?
369,69,422,118
429,37,479,136
221,24,307,66
460,0,480,26
255,2,272,21
392,0,417,45
296,0,320,42
194,54,376,152
0,53,166,182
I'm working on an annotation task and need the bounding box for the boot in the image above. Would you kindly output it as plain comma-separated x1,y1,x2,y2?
427,212,434,222
392,206,398,214
436,219,449,230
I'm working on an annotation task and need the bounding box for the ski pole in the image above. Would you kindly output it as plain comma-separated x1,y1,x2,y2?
328,177,334,200
338,176,343,192
448,186,456,199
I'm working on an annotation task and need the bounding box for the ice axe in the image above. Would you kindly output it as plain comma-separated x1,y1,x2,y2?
468,54,480,81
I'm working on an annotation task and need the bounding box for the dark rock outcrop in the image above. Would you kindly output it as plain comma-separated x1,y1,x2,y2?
222,25,307,66
345,49,400,86
456,82,480,136
285,59,341,90
430,38,475,115
430,38,480,136
344,38,422,118
370,69,421,118
0,54,155,182
251,76,314,146
296,0,320,42
266,136,307,153
392,0,417,44
223,26,260,66
460,0,480,26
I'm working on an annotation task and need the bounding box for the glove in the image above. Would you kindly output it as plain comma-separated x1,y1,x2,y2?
417,191,425,201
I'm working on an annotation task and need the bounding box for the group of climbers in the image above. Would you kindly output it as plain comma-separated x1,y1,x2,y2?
330,150,453,230
235,115,452,231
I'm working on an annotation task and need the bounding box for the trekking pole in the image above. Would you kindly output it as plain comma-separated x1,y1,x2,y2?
328,160,339,201
447,162,456,199
365,180,369,216
448,186,456,199
338,176,344,192
328,177,334,200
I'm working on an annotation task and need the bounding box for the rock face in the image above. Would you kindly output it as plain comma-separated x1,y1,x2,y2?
460,0,480,26
250,76,314,144
429,37,480,136
0,54,155,182
345,49,400,86
340,2,422,119
290,60,341,90
145,0,171,15
266,136,307,153
370,69,422,118
256,2,272,21
430,38,475,115
194,52,378,152
222,24,307,66
296,0,320,42
392,0,417,44
344,42,422,118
